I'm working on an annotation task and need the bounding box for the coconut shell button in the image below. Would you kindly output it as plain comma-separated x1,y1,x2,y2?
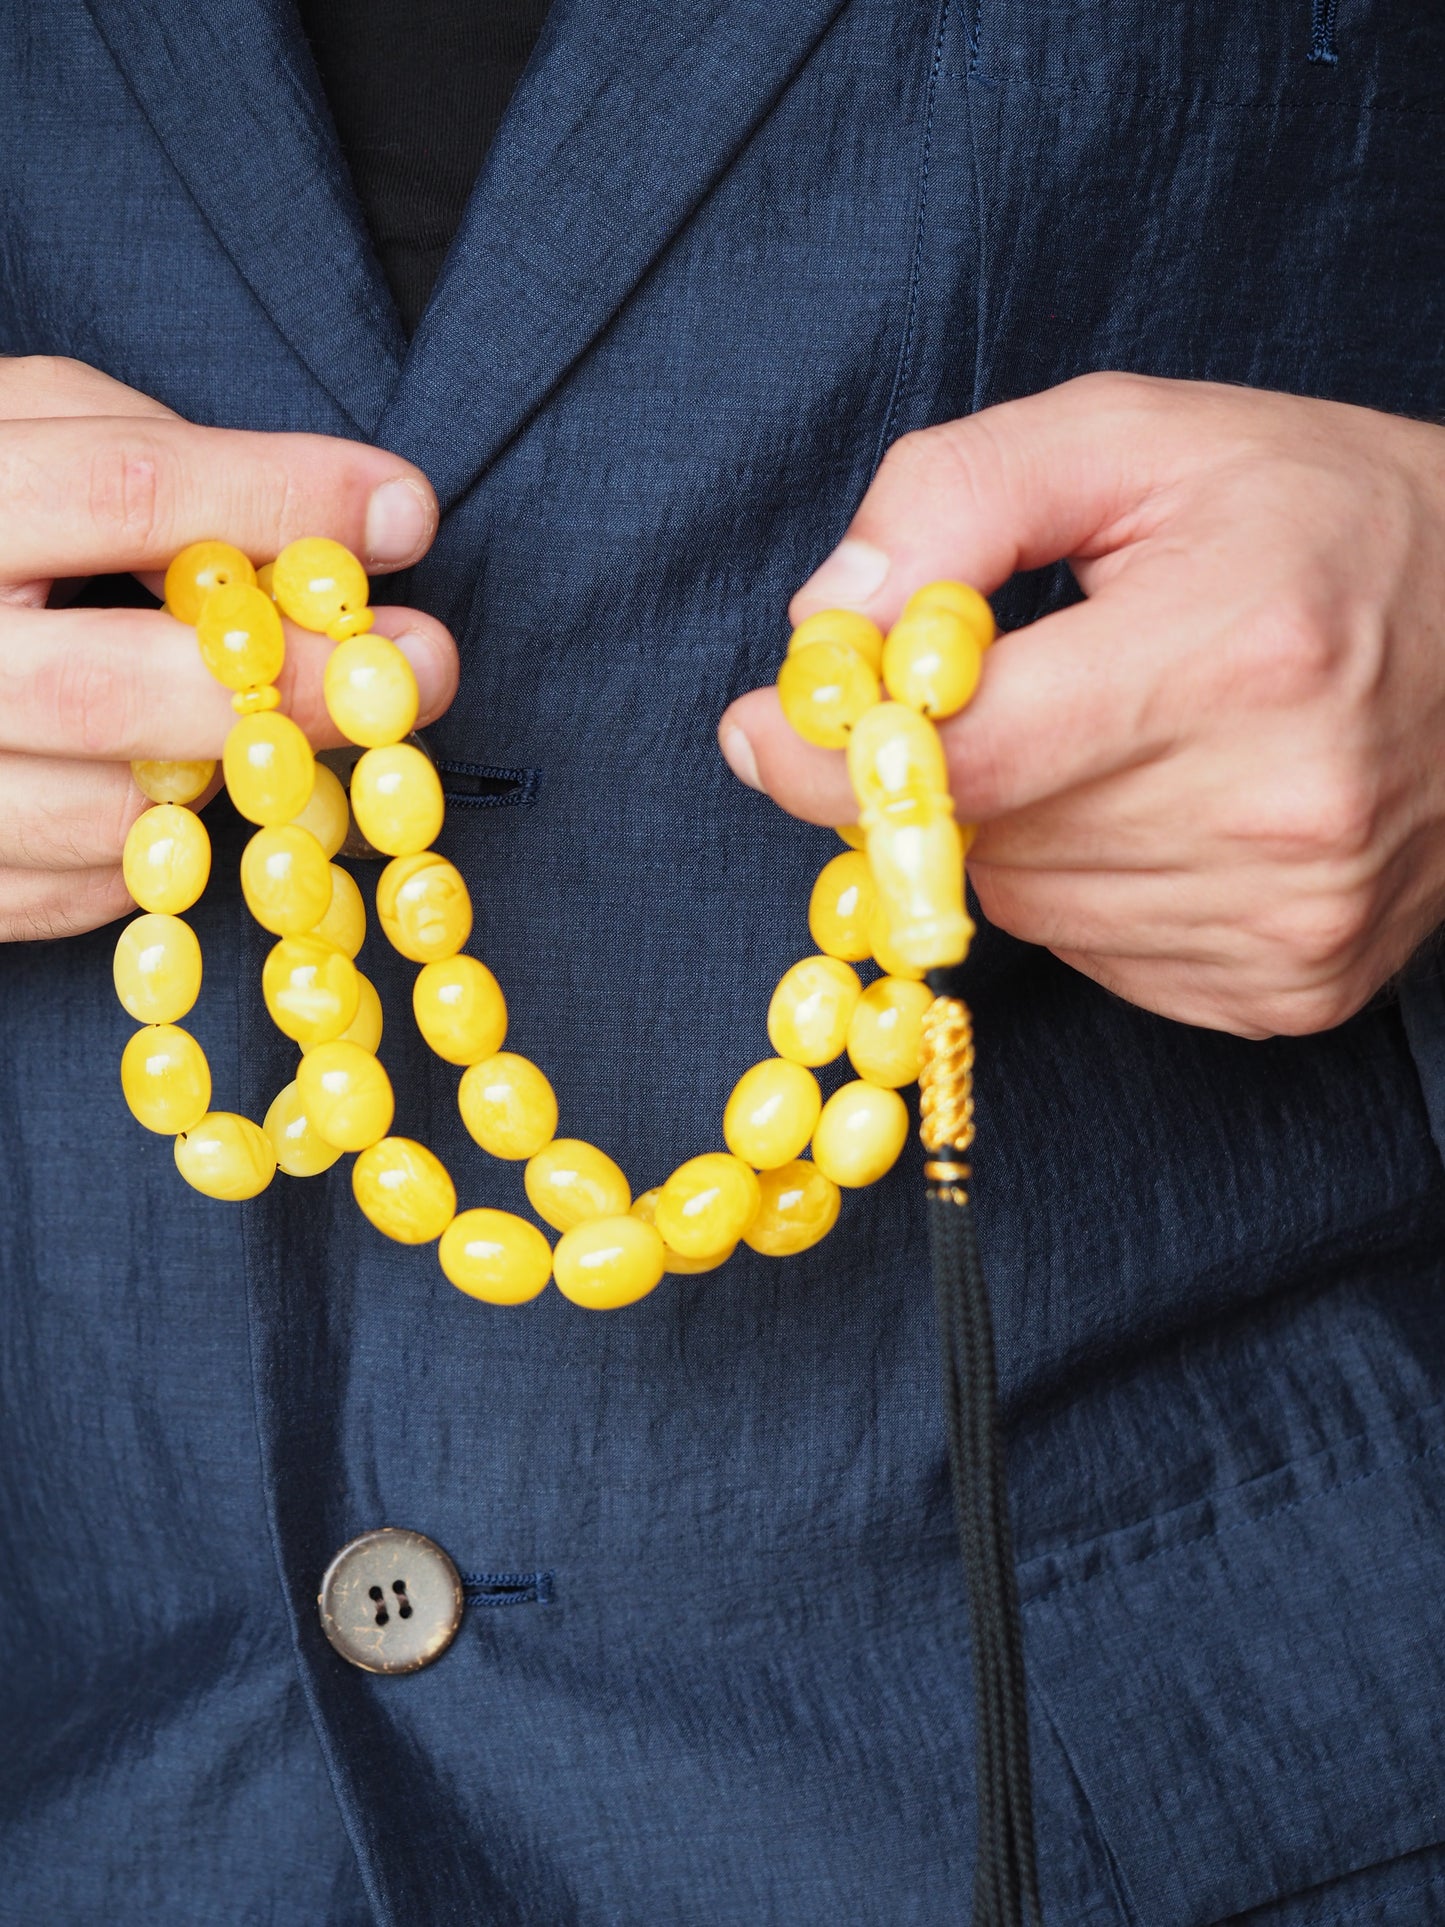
318,1528,463,1674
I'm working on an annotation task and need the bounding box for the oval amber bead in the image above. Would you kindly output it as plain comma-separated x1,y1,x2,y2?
788,608,885,674
552,1215,665,1311
881,608,984,720
323,633,419,749
811,1081,910,1188
413,955,507,1066
174,1111,277,1200
301,969,383,1056
847,976,934,1088
262,1078,343,1177
289,760,350,859
375,852,471,962
112,912,202,1024
440,1208,553,1304
122,804,211,915
807,851,876,963
309,863,365,958
845,702,948,813
902,579,996,649
654,1153,761,1258
777,639,880,749
163,541,256,624
869,904,926,981
261,934,360,1046
835,822,867,851
297,1040,395,1151
524,1138,631,1234
223,712,315,827
239,825,332,937
767,955,862,1066
271,537,370,632
120,1023,211,1135
630,1188,735,1274
722,1058,822,1170
458,1052,558,1160
349,744,444,857
195,581,285,692
352,1136,456,1244
131,758,215,806
743,1160,841,1256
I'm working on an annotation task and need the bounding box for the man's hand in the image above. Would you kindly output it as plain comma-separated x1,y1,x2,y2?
0,356,458,941
720,375,1445,1039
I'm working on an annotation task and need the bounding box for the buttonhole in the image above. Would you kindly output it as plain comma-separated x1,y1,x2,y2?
435,761,542,811
459,1570,554,1607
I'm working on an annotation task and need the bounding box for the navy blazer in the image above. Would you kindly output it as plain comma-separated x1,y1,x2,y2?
3,2,1445,1921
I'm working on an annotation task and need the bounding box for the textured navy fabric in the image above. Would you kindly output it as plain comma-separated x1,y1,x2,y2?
3,2,1445,1921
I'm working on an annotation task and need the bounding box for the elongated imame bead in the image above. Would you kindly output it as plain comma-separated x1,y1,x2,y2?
902,579,996,650
777,639,880,749
767,954,862,1066
524,1138,631,1234
881,607,984,720
723,1058,822,1170
440,1209,553,1304
163,541,255,624
552,1215,665,1311
847,976,933,1088
263,1079,344,1177
846,701,948,812
807,850,876,963
349,744,444,856
309,863,365,958
239,824,332,937
743,1161,841,1256
261,934,360,1046
654,1153,761,1258
196,581,285,691
289,760,350,859
223,712,315,827
376,852,471,962
131,758,215,806
630,1188,735,1274
811,1081,909,1189
352,1136,456,1244
788,608,886,675
413,955,507,1065
113,912,202,1024
122,804,211,915
865,799,974,971
869,904,926,981
457,1052,558,1160
271,537,370,632
297,1039,395,1150
174,1111,276,1200
120,1023,211,1135
323,633,419,748
302,969,383,1056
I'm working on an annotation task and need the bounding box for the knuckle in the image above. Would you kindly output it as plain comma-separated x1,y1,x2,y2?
1264,891,1372,974
38,644,140,756
1240,600,1341,704
1250,769,1379,864
85,431,179,551
1250,980,1361,1039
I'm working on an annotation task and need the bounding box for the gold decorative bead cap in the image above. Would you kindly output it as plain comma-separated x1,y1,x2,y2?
918,995,975,1155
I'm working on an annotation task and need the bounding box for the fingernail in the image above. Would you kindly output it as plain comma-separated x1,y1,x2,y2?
391,627,450,716
720,724,761,791
800,538,890,609
365,478,433,567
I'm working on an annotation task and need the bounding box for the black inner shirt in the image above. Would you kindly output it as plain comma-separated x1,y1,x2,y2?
299,0,554,335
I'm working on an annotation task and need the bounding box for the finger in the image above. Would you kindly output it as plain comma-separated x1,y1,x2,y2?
0,754,145,870
0,355,178,424
719,686,854,824
0,414,438,580
0,863,132,943
971,860,1235,964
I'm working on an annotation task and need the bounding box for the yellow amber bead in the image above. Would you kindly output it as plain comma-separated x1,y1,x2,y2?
232,685,281,715
195,581,285,692
239,824,332,937
349,744,444,856
847,976,933,1087
777,639,881,749
836,822,867,851
767,954,862,1066
723,1058,822,1169
440,1209,553,1304
327,608,375,642
881,608,984,719
120,1023,211,1135
112,912,202,1024
869,904,926,981
788,608,886,674
412,955,507,1065
742,1161,841,1256
131,759,215,806
271,537,370,632
902,579,996,649
308,863,365,958
262,1079,344,1177
457,1052,558,1159
163,541,256,624
296,1040,395,1151
289,761,350,859
223,712,315,827
256,561,276,600
552,1215,665,1310
865,799,974,971
846,701,948,812
524,1138,631,1233
174,1111,276,1200
301,969,382,1056
375,852,471,962
807,850,876,962
261,934,360,1046
811,1081,910,1188
654,1153,761,1258
630,1189,735,1273
323,633,419,748
122,804,211,915
352,1136,456,1244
